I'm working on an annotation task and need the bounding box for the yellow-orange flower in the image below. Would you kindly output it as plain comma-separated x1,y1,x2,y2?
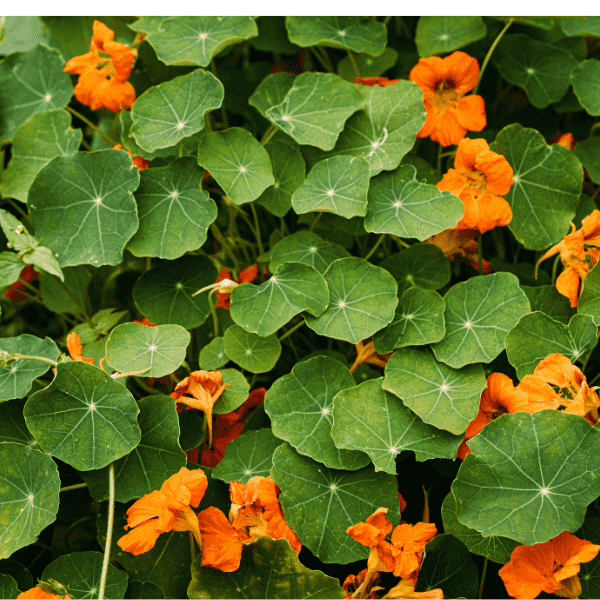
409,51,486,147
63,20,136,113
499,531,600,599
350,339,392,373
113,144,149,171
65,332,94,365
426,229,493,273
384,579,444,599
354,76,399,87
437,138,514,233
17,585,71,599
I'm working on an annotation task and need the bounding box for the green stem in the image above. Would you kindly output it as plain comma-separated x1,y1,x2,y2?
60,482,88,493
210,59,229,129
133,376,162,395
364,235,385,261
309,212,323,232
492,227,505,260
347,49,360,78
551,254,561,284
260,124,278,146
189,531,196,562
310,46,334,72
250,203,265,256
98,463,115,600
477,233,484,275
393,235,410,249
278,319,305,342
473,18,514,95
209,223,240,269
65,105,117,146
2,352,58,367
382,15,392,27
5,198,30,222
478,557,489,599
16,277,41,296
208,289,219,338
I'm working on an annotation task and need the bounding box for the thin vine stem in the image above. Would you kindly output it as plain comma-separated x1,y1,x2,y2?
250,203,265,256
59,482,88,493
209,223,240,269
260,124,278,146
473,18,514,95
98,463,115,600
65,105,117,146
478,557,489,599
278,319,305,342
347,49,360,78
477,233,484,274
364,234,386,261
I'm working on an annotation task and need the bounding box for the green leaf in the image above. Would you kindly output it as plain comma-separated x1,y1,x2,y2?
572,59,600,116
414,534,479,599
144,16,257,66
505,312,598,378
199,337,228,370
24,362,141,470
441,493,519,564
337,48,398,82
415,16,487,56
365,164,463,240
265,356,370,470
0,561,32,596
81,396,186,502
28,150,140,268
252,17,299,54
73,308,128,344
0,17,48,55
39,266,91,314
574,137,600,184
130,69,224,152
132,255,217,329
265,72,364,151
196,127,274,205
522,285,576,325
491,124,583,250
212,428,284,484
400,154,442,185
271,442,401,564
0,109,81,203
213,369,250,415
230,262,329,337
21,245,62,281
125,580,165,599
248,72,296,120
0,399,36,446
579,262,600,325
493,35,578,108
452,410,600,545
0,335,59,402
0,442,60,559
129,16,166,35
42,551,128,600
0,45,72,142
0,574,18,599
305,257,398,344
292,155,370,218
332,379,462,472
222,326,281,373
383,347,486,435
189,537,345,599
561,16,600,36
432,272,530,368
286,16,386,56
373,287,446,353
0,209,38,253
0,253,26,290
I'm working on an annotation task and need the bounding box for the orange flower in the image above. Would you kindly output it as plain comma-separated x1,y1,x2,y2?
4,265,39,302
554,132,575,151
132,317,156,326
437,138,514,233
347,507,397,573
354,77,399,87
384,579,444,599
409,51,486,147
537,210,600,307
390,522,437,583
65,332,94,365
113,144,149,171
17,588,71,599
499,531,600,599
426,229,493,273
215,264,259,309
350,339,392,373
342,568,382,599
63,20,136,113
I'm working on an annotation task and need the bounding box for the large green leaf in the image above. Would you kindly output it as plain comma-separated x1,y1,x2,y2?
223,326,281,373
28,150,140,267
126,157,217,259
490,125,582,250
0,16,48,55
415,16,487,56
130,69,224,152
365,164,463,240
0,110,81,203
579,262,600,325
332,379,462,473
286,16,386,56
452,410,600,545
24,362,141,471
431,272,530,368
189,537,345,599
0,399,36,446
265,72,364,151
230,262,329,337
248,72,296,120
305,257,398,344
505,312,598,378
0,443,60,559
271,443,401,564
522,285,576,325
571,60,600,116
265,356,370,470
132,255,217,329
144,16,257,66
0,574,18,599
383,347,486,435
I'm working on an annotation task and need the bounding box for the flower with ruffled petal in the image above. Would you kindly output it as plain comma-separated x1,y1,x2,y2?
65,332,94,365
214,264,259,309
426,228,493,273
354,77,399,87
17,584,71,599
113,144,149,171
390,522,437,583
4,265,39,302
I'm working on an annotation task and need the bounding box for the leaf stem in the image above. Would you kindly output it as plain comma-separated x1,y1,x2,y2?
473,18,514,95
347,49,360,78
17,277,41,297
309,212,323,232
260,125,278,146
65,105,117,146
4,198,30,222
278,319,305,342
1,352,58,367
98,462,115,600
477,557,489,599
551,254,561,284
477,232,484,275
209,223,240,269
208,289,219,338
364,234,385,261
60,482,88,492
250,203,265,256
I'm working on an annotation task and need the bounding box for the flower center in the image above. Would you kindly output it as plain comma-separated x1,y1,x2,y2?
95,54,116,80
432,80,460,112
464,170,487,192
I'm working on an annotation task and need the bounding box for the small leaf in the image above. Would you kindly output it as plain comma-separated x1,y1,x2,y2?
337,48,399,82
213,369,250,415
22,246,63,281
248,72,295,120
415,16,487,56
0,16,48,54
0,253,26,290
39,266,91,315
0,398,36,446
522,285,576,325
199,337,228,370
0,209,37,252
561,16,600,36
574,137,600,185
223,326,281,373
0,574,18,599
571,59,600,116
579,262,600,325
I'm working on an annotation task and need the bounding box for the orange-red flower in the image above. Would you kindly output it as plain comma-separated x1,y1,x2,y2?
350,339,392,373
409,51,486,147
437,138,514,233
390,522,438,582
499,531,600,599
384,579,444,599
65,331,94,365
426,229,493,273
215,264,259,309
17,586,71,599
342,568,382,599
63,20,136,113
113,144,149,171
4,265,39,301
354,77,399,87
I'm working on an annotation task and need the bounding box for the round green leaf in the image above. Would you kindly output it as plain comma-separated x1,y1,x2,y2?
0,399,36,446
286,16,386,56
561,16,600,36
0,442,60,559
42,551,128,600
0,335,59,402
431,272,531,368
213,369,250,415
0,17,48,54
373,287,446,353
332,379,462,473
131,69,224,152
579,262,600,325
0,109,81,203
230,262,329,337
28,150,140,267
415,16,487,56
491,124,583,250
132,255,217,329
0,562,32,595
189,536,344,599
106,323,190,378
144,16,257,66
305,257,398,344
265,356,370,470
248,72,295,120
271,442,401,564
222,326,281,373
452,410,600,545
365,164,463,240
505,312,598,378
212,428,284,484
493,35,578,108
572,60,600,116
129,16,166,35
337,47,399,82
199,337,228,370
0,574,18,599
24,362,141,471
522,285,575,325
196,127,274,205
574,137,600,185
265,72,365,151
292,156,370,218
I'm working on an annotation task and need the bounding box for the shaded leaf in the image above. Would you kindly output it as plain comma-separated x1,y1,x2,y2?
0,253,25,289
415,16,487,56
337,48,399,82
574,137,600,186
252,17,299,54
223,326,281,373
125,580,165,599
561,16,600,36
0,398,36,446
248,72,296,120
0,574,18,599
199,337,228,370
571,59,600,116
522,285,576,325
39,266,91,315
579,262,600,325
